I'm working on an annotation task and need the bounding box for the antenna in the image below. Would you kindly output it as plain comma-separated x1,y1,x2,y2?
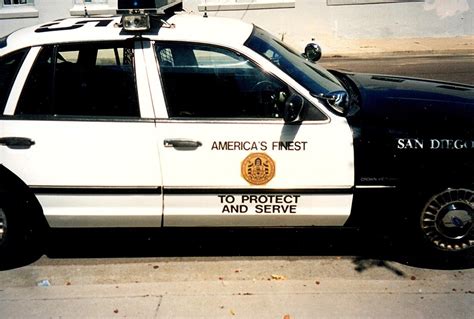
203,0,208,18
82,0,89,17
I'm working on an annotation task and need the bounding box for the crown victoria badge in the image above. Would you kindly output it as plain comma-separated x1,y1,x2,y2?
241,153,275,185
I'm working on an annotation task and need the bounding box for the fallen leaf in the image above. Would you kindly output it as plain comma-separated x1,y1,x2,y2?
271,274,287,280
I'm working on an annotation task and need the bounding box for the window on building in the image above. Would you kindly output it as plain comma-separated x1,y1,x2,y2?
0,0,37,19
3,0,28,4
16,41,140,118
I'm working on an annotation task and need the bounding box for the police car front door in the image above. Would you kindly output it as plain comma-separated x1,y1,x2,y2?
151,42,354,227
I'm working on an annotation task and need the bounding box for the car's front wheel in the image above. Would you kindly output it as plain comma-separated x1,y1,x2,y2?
419,188,473,255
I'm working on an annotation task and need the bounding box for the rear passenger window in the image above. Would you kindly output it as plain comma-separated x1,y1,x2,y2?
16,42,139,118
0,49,28,114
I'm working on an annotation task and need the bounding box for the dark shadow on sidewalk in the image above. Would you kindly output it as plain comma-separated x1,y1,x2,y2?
35,227,474,271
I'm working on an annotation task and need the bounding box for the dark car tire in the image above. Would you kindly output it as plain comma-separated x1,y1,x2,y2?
0,198,43,269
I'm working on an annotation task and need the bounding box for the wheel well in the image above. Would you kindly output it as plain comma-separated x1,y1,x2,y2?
0,165,47,229
346,182,474,229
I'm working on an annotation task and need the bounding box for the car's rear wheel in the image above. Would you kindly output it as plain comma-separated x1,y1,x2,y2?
0,207,7,247
0,200,42,268
0,204,25,260
419,188,473,255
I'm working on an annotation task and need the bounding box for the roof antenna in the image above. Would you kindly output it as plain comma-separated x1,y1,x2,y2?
82,0,90,17
203,0,208,18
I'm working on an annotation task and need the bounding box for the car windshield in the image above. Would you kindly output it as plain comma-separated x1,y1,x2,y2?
245,26,346,97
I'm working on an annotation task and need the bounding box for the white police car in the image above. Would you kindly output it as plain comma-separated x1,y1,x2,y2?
0,2,472,261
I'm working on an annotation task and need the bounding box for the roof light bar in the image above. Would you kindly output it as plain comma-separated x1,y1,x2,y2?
122,13,151,31
118,1,183,32
118,0,156,11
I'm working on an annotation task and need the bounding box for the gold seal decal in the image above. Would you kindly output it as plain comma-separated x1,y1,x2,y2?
241,152,275,185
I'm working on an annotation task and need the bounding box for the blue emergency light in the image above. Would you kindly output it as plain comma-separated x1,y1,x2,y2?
118,0,157,10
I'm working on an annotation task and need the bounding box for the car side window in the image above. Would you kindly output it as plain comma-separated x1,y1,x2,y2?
16,41,139,118
0,49,28,114
155,43,290,119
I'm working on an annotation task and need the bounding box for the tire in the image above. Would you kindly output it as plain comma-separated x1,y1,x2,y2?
418,188,473,257
0,196,43,269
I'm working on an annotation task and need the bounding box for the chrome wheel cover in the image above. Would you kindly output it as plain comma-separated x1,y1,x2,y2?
0,208,6,244
421,189,473,251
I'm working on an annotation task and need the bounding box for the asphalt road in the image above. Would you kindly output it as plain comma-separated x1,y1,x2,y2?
321,55,474,85
0,55,473,318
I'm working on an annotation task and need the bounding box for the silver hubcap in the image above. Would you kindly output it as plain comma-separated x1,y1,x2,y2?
421,189,473,251
0,208,6,244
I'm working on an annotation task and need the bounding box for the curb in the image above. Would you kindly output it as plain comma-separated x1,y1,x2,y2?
321,49,474,60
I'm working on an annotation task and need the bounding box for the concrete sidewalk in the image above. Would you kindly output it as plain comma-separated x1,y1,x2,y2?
311,35,474,58
0,257,473,318
1,279,473,318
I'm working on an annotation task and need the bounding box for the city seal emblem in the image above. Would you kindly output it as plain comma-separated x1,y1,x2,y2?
241,152,275,185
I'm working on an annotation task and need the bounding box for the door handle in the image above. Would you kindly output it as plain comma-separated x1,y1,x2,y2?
0,137,35,149
164,139,202,148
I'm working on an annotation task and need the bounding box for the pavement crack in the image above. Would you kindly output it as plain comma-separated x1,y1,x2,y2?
153,295,163,319
0,294,162,302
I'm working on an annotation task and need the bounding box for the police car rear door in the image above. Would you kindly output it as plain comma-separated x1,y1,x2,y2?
147,41,354,227
1,39,163,228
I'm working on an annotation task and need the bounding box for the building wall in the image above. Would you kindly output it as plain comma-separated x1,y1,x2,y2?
0,0,118,36
185,0,473,46
1,0,472,45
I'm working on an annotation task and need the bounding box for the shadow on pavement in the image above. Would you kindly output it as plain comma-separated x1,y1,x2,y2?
0,247,43,271
28,228,473,271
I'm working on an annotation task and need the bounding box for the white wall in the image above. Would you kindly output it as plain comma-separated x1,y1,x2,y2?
1,0,472,44
0,0,118,36
185,0,473,47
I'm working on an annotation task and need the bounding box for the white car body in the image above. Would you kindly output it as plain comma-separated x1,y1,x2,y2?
0,13,354,229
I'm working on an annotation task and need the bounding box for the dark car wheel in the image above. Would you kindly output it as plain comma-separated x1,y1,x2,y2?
0,201,42,269
0,204,25,260
420,188,473,254
0,207,7,248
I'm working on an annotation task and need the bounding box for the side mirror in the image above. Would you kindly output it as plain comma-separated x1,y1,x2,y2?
284,94,304,123
304,43,322,62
